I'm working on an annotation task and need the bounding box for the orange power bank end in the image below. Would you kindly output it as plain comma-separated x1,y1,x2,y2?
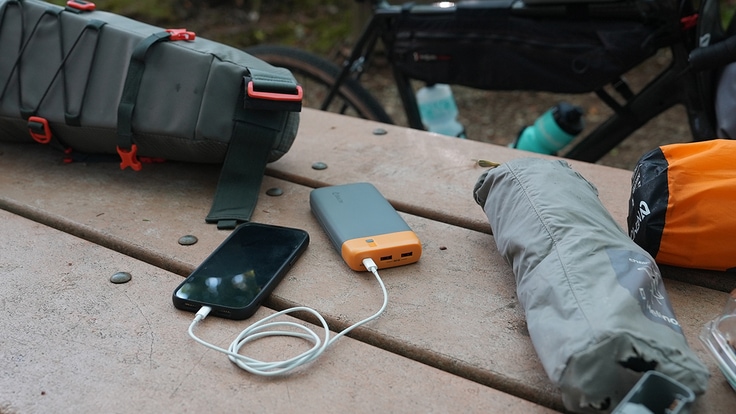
310,182,422,271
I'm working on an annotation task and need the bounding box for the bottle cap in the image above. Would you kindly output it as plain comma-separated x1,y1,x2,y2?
552,102,584,135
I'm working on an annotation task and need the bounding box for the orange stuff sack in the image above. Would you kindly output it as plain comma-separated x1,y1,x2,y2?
628,140,736,272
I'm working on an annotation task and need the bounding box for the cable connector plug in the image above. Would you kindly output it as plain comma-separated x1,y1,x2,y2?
362,257,378,273
194,306,212,324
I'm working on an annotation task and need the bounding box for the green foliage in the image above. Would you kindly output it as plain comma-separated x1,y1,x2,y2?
723,1,736,29
44,0,353,54
46,0,186,23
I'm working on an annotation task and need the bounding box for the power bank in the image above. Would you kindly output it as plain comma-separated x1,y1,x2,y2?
310,182,422,271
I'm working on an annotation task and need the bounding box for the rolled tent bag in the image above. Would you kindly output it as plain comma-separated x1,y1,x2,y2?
473,158,708,413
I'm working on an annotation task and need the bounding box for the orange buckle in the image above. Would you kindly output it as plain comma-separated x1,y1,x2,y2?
66,1,96,11
28,116,53,144
247,81,303,102
165,28,196,41
117,144,142,171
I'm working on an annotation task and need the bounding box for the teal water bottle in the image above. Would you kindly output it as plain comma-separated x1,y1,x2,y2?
512,102,584,154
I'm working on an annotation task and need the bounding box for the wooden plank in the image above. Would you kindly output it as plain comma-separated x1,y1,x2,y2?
0,210,556,414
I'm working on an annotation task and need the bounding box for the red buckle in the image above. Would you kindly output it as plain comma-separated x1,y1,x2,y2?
166,29,196,41
681,14,698,31
66,1,96,11
28,116,53,144
247,81,303,102
117,144,142,171
63,147,74,164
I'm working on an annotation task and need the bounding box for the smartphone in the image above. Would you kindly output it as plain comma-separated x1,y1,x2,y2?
310,182,421,271
172,222,309,320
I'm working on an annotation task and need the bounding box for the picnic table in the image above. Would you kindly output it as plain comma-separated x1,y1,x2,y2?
1,108,734,413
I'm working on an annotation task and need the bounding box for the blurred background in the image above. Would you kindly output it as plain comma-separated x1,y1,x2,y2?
48,0,360,53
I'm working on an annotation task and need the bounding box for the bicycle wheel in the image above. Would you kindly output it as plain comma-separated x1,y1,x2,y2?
245,44,393,124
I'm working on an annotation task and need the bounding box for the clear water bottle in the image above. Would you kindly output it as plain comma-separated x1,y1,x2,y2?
416,84,466,138
512,102,584,154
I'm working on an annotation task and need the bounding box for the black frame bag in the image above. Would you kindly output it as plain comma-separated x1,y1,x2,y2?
386,0,674,93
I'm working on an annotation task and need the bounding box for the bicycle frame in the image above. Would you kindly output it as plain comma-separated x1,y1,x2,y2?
323,0,723,163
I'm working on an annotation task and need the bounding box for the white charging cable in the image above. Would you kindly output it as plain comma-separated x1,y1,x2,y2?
187,257,387,376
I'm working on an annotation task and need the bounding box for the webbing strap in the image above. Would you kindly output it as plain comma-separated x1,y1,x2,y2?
204,69,299,229
117,31,171,150
205,107,288,230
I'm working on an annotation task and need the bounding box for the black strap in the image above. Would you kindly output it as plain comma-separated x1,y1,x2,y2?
117,31,171,150
205,103,288,230
205,69,300,229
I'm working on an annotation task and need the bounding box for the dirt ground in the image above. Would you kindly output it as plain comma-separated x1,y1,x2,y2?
179,2,701,171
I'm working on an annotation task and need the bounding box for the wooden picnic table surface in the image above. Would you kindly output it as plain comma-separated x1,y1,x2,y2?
1,108,735,413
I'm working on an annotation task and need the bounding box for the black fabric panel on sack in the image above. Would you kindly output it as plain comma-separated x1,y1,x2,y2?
627,147,668,261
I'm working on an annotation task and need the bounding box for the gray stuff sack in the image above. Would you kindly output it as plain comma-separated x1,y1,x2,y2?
473,158,708,413
0,0,301,229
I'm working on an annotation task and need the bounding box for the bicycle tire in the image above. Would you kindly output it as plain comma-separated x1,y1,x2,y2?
245,44,393,124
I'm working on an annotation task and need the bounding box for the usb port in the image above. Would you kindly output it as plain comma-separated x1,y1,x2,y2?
380,255,393,261
401,252,413,258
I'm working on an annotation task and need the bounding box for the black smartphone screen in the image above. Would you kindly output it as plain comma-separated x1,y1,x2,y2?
173,223,309,319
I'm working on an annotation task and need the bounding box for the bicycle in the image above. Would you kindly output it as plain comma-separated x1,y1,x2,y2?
246,0,734,163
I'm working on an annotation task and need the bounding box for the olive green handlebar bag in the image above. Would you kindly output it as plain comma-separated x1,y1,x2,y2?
0,0,302,229
474,158,708,413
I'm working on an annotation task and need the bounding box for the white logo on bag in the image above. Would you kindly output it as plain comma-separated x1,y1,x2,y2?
635,261,680,327
629,201,650,239
700,33,711,47
609,249,683,334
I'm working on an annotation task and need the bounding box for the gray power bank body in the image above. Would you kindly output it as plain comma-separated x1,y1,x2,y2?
310,182,422,270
